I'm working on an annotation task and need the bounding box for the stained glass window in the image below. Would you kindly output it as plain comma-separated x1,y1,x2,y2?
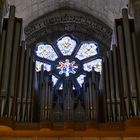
76,42,97,60
59,84,63,90
36,44,58,61
56,59,78,77
35,61,51,72
52,75,58,86
77,74,86,87
83,59,102,73
57,36,76,56
72,85,75,90
35,35,101,89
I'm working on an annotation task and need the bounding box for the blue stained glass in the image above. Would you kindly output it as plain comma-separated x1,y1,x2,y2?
56,59,78,77
52,75,58,86
77,74,86,87
36,44,58,61
35,35,101,89
59,84,63,90
35,61,51,72
72,85,75,90
57,36,77,56
75,42,97,60
83,59,102,73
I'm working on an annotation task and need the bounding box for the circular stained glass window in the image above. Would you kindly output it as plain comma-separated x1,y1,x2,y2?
56,59,78,77
35,35,102,89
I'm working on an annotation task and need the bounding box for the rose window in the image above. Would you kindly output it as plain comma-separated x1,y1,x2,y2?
35,35,102,89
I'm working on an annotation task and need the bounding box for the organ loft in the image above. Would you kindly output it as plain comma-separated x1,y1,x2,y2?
0,0,140,139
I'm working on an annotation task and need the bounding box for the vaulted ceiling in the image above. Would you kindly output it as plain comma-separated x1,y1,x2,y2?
7,0,128,28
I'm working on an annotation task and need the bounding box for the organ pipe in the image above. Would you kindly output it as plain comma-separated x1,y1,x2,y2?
122,9,137,98
26,55,34,122
0,6,15,99
112,45,122,121
117,25,131,117
8,19,22,117
17,42,25,121
44,71,49,120
0,19,7,115
98,60,107,122
0,19,7,87
21,49,30,121
131,32,140,114
108,51,117,121
40,65,44,120
30,61,35,122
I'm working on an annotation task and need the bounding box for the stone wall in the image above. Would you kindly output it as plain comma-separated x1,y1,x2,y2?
7,0,128,28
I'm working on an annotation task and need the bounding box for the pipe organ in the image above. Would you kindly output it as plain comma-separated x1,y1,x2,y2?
0,6,140,131
100,8,140,123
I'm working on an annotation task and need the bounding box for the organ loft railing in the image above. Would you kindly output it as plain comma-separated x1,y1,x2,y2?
0,6,140,130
